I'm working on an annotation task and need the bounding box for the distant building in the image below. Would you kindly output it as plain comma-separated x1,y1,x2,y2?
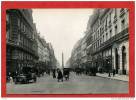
47,43,57,69
80,35,88,69
36,34,50,72
70,39,83,69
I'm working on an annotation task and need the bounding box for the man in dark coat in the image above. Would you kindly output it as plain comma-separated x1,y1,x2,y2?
57,69,63,82
112,69,116,77
52,69,56,78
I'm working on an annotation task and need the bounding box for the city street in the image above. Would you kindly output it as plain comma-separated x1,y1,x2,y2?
7,72,128,94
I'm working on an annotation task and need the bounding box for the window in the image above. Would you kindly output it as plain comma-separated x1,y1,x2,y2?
100,28,101,35
109,13,111,22
120,8,125,12
103,35,104,42
110,30,112,38
12,50,18,59
106,33,108,40
114,9,117,18
21,22,23,29
100,39,101,45
23,25,26,32
6,14,9,22
6,29,10,40
97,41,98,47
115,25,118,34
98,30,99,37
105,17,108,28
17,18,20,27
121,19,125,30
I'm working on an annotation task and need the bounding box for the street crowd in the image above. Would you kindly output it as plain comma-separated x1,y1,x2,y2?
7,67,117,84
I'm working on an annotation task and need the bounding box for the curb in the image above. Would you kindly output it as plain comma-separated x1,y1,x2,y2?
96,75,129,82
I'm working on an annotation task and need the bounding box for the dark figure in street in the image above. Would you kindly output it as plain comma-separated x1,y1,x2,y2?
52,69,56,78
108,70,111,77
63,69,70,81
57,69,63,82
112,69,116,77
76,68,81,75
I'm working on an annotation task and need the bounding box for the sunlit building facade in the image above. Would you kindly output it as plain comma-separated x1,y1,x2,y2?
87,8,129,75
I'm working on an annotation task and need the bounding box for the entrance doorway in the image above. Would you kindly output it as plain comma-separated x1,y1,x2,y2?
122,46,126,75
115,48,119,74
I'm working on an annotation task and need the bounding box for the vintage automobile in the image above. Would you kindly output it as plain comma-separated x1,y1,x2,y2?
14,73,37,84
14,67,37,84
14,74,27,84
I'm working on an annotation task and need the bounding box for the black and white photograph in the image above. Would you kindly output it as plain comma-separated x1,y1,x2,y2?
6,8,129,94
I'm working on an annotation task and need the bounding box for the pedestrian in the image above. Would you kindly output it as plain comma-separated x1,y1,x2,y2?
52,69,56,78
57,69,63,82
112,69,116,77
10,76,14,84
108,70,111,77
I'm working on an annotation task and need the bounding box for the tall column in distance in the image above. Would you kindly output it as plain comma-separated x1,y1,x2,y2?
62,52,64,69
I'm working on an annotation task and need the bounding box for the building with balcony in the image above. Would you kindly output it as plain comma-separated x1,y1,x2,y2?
70,38,83,69
36,34,50,73
47,43,57,70
6,9,39,75
86,8,129,75
80,35,88,69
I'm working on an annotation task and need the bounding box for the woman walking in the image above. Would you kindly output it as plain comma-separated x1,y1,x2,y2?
57,69,63,82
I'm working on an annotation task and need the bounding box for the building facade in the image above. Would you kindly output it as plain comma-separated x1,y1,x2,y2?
36,34,50,73
47,43,57,69
87,8,129,75
6,9,39,75
80,36,88,69
70,39,83,69
69,8,129,76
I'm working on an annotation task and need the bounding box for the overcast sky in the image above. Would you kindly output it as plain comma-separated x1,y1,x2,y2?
32,9,93,67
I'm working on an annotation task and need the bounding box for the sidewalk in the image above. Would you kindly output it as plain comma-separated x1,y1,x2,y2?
96,73,129,82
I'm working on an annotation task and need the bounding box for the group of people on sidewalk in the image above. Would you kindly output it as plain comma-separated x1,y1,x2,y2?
52,68,70,82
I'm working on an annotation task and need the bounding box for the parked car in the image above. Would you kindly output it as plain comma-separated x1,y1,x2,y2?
14,72,37,84
14,74,27,84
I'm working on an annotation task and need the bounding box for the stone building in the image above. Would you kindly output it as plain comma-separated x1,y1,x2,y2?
69,8,129,76
87,8,129,75
80,36,88,69
6,9,39,75
36,34,50,73
70,39,83,69
47,43,57,70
